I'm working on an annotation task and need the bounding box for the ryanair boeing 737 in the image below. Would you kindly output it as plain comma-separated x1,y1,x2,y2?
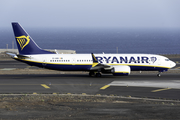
7,22,176,77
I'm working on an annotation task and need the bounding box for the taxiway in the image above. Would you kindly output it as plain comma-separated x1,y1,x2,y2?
0,73,180,100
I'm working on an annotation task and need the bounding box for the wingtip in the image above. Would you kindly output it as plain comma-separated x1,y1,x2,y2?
11,22,19,24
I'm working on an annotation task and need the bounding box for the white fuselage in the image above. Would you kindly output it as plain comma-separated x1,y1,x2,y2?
15,53,176,72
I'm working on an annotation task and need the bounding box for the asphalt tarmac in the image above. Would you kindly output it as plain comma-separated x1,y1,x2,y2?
0,73,179,100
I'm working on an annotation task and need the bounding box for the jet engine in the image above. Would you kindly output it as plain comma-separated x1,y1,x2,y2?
112,65,131,76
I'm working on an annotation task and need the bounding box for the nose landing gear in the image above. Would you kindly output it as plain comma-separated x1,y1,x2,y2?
157,72,162,77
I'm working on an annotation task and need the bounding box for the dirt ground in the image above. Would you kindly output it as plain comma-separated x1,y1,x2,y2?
0,94,179,120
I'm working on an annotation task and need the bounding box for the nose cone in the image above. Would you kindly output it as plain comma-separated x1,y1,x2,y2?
170,61,176,68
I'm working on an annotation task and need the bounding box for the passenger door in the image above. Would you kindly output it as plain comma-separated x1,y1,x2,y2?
42,57,47,67
72,58,76,65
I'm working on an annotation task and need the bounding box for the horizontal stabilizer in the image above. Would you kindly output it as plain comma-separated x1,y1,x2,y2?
17,54,30,59
6,52,17,58
6,52,30,59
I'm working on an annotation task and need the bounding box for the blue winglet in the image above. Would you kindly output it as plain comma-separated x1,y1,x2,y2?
91,53,99,67
91,53,98,63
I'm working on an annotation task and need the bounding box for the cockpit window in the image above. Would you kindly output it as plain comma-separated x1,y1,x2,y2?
165,59,170,61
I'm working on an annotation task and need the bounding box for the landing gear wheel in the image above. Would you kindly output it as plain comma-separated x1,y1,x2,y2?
157,74,161,77
89,71,95,77
95,73,101,77
157,72,161,77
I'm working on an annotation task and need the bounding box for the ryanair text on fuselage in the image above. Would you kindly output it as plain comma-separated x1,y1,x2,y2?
95,56,157,64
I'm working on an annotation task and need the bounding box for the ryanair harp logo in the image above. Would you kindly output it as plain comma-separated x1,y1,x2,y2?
16,35,30,50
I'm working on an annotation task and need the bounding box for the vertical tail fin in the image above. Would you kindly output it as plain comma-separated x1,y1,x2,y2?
12,22,54,55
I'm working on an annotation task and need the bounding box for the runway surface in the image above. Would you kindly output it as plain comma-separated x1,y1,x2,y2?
0,73,180,100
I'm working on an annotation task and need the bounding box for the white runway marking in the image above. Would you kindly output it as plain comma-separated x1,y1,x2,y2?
109,80,180,89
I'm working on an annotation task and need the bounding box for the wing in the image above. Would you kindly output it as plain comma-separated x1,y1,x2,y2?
90,53,112,71
90,53,130,76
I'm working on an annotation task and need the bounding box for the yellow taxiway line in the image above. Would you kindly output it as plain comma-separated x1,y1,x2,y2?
151,88,171,92
41,84,50,89
100,85,110,90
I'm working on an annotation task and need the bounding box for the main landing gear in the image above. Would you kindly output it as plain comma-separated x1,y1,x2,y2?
89,71,95,77
95,72,101,77
89,71,102,77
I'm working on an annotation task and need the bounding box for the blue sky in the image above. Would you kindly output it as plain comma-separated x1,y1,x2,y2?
0,0,180,28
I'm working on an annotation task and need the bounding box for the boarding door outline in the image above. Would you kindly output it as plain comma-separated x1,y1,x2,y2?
72,58,76,65
42,57,47,67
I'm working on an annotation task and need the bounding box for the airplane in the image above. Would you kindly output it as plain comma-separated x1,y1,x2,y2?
7,22,176,77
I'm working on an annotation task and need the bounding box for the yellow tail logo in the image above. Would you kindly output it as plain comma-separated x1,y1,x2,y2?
16,35,30,50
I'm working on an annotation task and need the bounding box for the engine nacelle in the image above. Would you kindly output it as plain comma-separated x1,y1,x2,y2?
112,65,131,76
